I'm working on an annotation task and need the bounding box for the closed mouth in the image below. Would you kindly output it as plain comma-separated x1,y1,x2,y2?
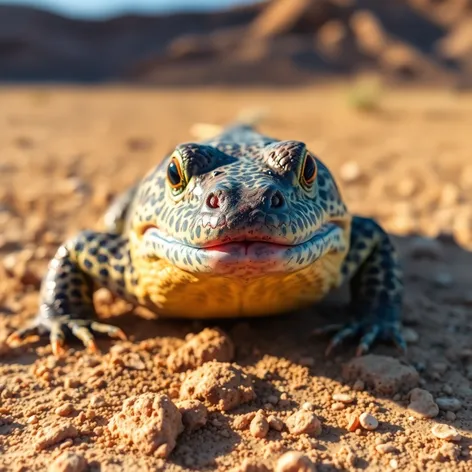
139,222,347,275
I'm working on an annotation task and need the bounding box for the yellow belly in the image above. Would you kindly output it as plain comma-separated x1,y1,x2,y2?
132,251,347,318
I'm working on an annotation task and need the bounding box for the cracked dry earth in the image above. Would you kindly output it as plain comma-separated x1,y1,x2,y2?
0,84,472,471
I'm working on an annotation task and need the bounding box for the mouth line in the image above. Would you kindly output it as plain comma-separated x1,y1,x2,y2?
139,221,347,275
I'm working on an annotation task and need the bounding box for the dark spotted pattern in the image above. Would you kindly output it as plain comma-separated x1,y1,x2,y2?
9,124,405,354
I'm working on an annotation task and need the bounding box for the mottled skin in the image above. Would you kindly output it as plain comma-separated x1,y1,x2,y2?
8,125,405,356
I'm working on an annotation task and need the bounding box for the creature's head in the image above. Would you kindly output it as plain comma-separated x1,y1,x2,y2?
132,133,350,277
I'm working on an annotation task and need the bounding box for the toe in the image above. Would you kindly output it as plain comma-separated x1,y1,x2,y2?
325,324,360,356
392,328,407,355
50,323,67,357
6,325,39,345
68,323,98,352
355,326,380,356
90,322,127,340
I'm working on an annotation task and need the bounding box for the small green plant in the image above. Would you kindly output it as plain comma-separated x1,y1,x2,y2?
347,76,383,112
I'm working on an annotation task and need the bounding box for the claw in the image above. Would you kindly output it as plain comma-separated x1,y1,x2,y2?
6,332,21,345
6,325,39,345
355,326,380,357
86,340,100,354
312,323,344,336
90,322,127,340
393,330,407,355
51,340,66,357
325,325,359,356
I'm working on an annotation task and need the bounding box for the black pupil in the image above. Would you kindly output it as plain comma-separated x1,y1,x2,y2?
303,155,316,183
167,161,182,186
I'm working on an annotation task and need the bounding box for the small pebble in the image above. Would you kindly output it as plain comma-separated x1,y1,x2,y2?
268,415,284,432
250,412,269,439
434,272,453,288
302,402,314,411
375,442,397,454
435,397,462,412
275,451,316,472
347,413,360,432
286,410,322,436
445,411,456,421
431,424,461,442
89,394,106,407
55,403,74,417
402,327,419,344
352,380,365,391
340,161,362,183
389,459,398,469
27,415,38,424
332,393,354,404
359,412,378,431
331,402,345,411
266,395,279,405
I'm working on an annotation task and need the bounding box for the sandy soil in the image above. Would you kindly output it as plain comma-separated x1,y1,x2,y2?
0,83,471,471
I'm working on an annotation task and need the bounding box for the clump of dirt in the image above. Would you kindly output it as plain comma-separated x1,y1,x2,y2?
342,354,420,394
108,393,184,457
180,361,256,411
176,400,208,432
166,327,235,373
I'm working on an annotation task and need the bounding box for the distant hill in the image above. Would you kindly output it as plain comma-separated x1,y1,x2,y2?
1,0,472,87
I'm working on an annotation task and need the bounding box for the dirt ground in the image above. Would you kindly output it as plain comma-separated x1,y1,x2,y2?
0,83,471,471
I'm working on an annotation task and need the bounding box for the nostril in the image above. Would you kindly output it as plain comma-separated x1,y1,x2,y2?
270,190,285,209
206,192,220,209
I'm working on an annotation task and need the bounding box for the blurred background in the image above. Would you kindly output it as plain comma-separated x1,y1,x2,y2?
1,0,472,86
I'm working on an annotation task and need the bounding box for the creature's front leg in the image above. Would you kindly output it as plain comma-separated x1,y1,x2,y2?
317,216,406,355
7,231,135,355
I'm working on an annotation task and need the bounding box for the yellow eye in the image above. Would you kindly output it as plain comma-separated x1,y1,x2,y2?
301,152,317,187
167,157,185,190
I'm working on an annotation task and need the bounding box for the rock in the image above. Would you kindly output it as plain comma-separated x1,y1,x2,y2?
268,415,284,432
332,393,354,404
166,328,235,373
402,327,419,344
48,452,87,472
35,424,78,451
408,388,439,419
375,442,397,455
180,361,255,411
275,451,316,472
176,400,208,431
108,393,183,457
286,410,322,436
55,403,75,417
339,161,362,183
431,424,462,442
359,412,378,431
346,413,360,432
233,412,257,431
250,411,269,439
342,355,419,395
435,397,462,412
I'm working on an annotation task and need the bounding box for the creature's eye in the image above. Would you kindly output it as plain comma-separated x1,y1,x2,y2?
167,158,186,192
300,152,317,188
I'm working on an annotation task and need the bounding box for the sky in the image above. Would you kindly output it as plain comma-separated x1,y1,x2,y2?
0,0,260,19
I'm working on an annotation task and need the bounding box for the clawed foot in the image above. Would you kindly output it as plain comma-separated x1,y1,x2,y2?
6,317,127,356
313,318,407,357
